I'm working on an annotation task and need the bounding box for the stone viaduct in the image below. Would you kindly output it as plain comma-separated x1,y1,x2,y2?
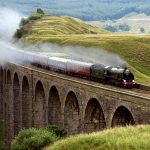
0,63,150,144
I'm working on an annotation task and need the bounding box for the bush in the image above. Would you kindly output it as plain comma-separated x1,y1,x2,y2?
140,27,145,33
20,18,29,27
37,8,45,14
28,12,44,21
46,125,67,138
118,23,131,31
29,15,41,20
103,23,131,32
11,128,57,150
0,141,6,150
14,27,28,38
103,25,117,32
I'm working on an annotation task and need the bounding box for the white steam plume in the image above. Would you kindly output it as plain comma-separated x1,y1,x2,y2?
0,7,26,65
21,43,127,67
0,7,25,41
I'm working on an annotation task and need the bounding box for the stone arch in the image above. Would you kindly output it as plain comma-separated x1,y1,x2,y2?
7,69,11,84
34,81,46,128
22,76,31,129
111,106,135,127
48,86,61,127
84,98,106,133
0,67,3,120
64,91,80,134
0,66,3,80
13,73,21,136
5,70,12,141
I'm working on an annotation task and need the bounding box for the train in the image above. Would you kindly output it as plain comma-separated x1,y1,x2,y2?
10,48,136,88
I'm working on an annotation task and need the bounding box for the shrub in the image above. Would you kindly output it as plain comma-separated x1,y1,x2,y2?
11,128,57,150
37,8,45,14
103,25,118,32
46,125,67,138
14,27,28,38
118,23,131,31
20,18,29,27
29,15,41,20
140,27,145,33
103,23,131,32
0,141,6,150
28,12,44,21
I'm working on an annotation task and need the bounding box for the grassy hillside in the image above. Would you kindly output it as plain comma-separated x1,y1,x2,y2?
17,14,150,85
45,125,150,150
88,13,150,34
27,15,109,36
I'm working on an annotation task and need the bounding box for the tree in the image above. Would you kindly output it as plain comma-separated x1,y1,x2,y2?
118,23,131,31
37,8,45,14
140,27,145,33
103,25,118,32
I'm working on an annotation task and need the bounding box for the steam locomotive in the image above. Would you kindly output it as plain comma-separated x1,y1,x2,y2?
13,49,136,88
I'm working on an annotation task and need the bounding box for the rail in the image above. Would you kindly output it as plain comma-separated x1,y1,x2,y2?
10,62,150,100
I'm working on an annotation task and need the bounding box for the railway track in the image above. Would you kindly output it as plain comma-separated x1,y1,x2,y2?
27,64,150,99
121,88,150,98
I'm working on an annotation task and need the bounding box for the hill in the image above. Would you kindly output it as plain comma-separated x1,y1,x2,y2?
88,13,150,34
45,125,150,150
16,13,150,85
2,0,150,21
20,15,108,37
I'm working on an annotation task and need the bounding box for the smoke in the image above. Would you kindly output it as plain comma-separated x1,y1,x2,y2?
21,43,127,67
0,41,23,66
0,7,25,41
0,8,26,66
0,7,127,68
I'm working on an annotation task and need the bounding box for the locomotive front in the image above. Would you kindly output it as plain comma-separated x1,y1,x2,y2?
122,68,135,87
104,66,135,87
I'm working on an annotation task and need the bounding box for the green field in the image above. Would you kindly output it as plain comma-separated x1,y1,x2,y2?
17,14,150,85
45,125,150,150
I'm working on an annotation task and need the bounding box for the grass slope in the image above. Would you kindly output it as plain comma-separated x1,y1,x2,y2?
20,15,150,85
45,125,150,150
28,16,109,36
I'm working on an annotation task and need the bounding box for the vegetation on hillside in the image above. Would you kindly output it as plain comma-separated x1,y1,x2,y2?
103,23,131,32
11,125,67,150
15,12,150,85
45,125,150,150
14,8,45,39
11,128,56,150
